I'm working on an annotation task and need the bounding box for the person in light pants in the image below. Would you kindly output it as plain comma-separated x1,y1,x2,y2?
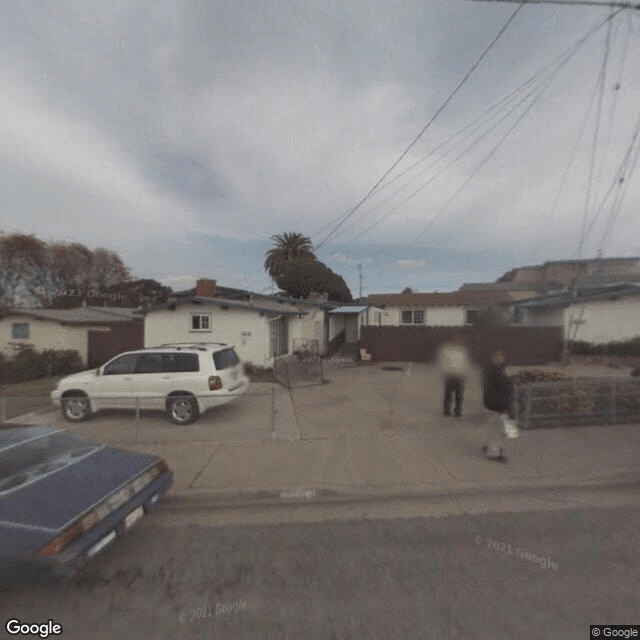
482,350,512,461
437,342,472,418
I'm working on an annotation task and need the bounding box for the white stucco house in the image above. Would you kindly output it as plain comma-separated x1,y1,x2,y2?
366,290,514,327
142,279,359,367
511,283,640,344
0,306,142,365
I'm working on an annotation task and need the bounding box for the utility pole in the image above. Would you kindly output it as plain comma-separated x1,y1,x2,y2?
358,264,363,299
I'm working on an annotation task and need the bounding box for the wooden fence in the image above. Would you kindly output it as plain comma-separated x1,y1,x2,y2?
359,325,563,366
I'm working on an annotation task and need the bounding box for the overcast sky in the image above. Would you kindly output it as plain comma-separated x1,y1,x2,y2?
2,0,639,296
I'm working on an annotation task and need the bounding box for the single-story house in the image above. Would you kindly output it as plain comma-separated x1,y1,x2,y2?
143,279,356,367
0,306,143,365
511,282,640,344
367,290,514,326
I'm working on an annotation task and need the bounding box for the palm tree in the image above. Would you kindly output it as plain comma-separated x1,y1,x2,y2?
264,232,317,279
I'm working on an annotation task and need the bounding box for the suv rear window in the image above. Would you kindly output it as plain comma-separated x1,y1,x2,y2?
213,348,240,370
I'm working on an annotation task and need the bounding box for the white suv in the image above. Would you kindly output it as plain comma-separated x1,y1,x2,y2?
51,343,250,425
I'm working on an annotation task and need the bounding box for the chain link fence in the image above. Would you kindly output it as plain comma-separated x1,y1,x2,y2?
274,352,325,388
1,389,277,445
513,377,640,429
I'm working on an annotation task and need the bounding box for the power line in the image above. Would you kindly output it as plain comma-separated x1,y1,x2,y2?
368,8,629,284
414,0,640,9
577,10,614,258
313,2,525,251
323,5,624,256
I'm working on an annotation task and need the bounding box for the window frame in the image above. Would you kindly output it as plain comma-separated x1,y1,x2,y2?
400,308,425,325
190,313,212,333
11,323,29,339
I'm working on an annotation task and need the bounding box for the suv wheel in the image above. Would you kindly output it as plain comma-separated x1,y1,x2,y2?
167,395,199,425
62,394,92,422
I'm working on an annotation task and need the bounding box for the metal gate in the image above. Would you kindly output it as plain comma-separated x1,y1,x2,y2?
268,315,289,358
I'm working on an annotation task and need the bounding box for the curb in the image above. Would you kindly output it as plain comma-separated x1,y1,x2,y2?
161,469,640,511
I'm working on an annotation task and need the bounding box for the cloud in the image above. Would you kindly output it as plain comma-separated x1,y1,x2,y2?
392,259,427,269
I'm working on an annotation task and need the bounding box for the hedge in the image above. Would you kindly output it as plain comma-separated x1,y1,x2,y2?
0,345,84,384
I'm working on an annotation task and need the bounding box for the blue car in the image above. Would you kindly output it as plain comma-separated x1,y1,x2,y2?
0,426,173,579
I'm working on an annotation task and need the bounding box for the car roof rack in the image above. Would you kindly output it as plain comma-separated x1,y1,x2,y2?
151,342,229,350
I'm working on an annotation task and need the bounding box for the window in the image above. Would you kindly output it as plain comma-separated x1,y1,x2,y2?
190,314,211,332
464,308,480,325
103,353,139,375
400,309,425,325
164,353,199,372
11,323,29,339
135,353,164,373
213,348,240,371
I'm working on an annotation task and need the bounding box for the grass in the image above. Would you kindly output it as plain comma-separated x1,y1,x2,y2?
0,375,64,420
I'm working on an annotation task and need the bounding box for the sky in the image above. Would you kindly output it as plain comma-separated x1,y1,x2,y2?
1,0,639,297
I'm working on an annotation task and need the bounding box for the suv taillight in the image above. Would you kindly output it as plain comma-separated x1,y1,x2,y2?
208,376,222,391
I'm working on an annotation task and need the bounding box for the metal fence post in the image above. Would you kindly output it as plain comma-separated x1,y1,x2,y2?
524,386,531,430
134,397,141,443
0,396,6,424
611,380,616,423
271,387,276,440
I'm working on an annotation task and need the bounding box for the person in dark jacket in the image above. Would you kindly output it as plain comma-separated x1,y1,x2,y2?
482,350,512,461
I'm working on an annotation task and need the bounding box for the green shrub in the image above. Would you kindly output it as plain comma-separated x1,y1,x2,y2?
0,345,83,383
41,349,84,377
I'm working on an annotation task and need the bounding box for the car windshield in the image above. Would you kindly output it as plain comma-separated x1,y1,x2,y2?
213,348,240,370
0,432,98,483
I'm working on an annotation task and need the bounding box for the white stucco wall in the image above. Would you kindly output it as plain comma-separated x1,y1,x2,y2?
0,316,107,364
288,307,325,352
328,314,346,340
378,306,465,326
426,307,465,326
144,304,298,367
565,297,640,344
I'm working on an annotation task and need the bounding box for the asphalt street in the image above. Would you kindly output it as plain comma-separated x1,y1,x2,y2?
1,490,638,640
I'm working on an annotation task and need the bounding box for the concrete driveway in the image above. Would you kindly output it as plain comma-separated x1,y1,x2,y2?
8,383,278,445
5,362,639,504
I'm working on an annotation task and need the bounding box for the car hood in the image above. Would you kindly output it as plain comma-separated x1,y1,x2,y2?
56,369,98,386
0,447,164,557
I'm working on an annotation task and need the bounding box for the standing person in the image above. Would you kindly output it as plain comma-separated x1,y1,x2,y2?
437,342,471,418
482,350,512,461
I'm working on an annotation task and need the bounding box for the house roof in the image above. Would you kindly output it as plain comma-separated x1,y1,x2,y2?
514,282,640,309
0,307,141,325
460,282,554,294
328,305,369,314
367,290,513,308
148,295,306,317
173,286,339,311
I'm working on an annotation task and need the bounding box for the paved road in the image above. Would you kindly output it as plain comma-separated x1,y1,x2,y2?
1,488,638,640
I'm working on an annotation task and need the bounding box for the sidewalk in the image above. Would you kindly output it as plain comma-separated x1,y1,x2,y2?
130,363,640,508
